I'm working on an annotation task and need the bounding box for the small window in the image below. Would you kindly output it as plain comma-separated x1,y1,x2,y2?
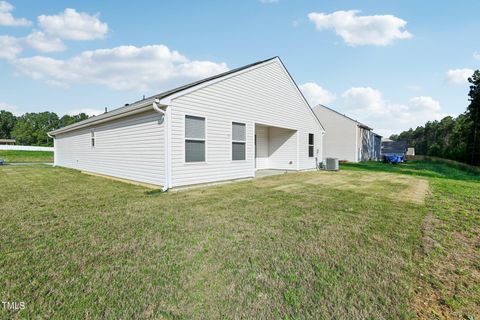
308,133,314,157
232,122,246,160
185,115,205,162
91,130,95,148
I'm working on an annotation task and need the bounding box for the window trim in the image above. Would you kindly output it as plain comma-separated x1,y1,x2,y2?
184,114,207,163
232,121,246,161
308,133,314,158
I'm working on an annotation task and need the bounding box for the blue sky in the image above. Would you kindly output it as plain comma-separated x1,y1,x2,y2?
1,0,479,136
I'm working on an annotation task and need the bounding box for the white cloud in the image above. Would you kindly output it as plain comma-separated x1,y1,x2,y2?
0,101,20,115
67,108,103,116
12,44,229,91
0,32,65,60
342,87,385,114
0,101,16,111
341,87,446,136
446,68,474,84
0,35,22,59
38,8,108,40
260,0,279,3
0,1,31,26
308,10,412,46
0,7,108,58
409,96,440,111
299,82,336,106
24,30,66,52
474,52,480,60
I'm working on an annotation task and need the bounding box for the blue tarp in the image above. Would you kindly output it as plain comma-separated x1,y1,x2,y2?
383,154,404,164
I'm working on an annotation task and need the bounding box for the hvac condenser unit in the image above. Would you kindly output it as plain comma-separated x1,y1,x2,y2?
325,158,339,171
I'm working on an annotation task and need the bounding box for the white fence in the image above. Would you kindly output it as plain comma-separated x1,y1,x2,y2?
0,145,54,152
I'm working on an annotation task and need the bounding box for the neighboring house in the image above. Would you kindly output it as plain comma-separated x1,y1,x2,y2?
371,132,382,161
312,104,381,162
381,139,408,158
406,147,415,160
48,57,325,190
0,139,16,145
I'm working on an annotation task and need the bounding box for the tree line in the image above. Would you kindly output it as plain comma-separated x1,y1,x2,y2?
2,71,479,164
0,111,89,147
390,70,480,165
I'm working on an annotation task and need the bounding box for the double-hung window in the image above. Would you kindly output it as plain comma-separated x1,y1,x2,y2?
185,115,206,162
91,130,95,148
232,122,246,161
308,133,314,157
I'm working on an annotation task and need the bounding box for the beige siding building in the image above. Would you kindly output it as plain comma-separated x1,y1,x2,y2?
313,104,380,163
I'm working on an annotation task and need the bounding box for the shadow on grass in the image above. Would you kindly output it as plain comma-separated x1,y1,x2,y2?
145,189,165,196
341,160,480,182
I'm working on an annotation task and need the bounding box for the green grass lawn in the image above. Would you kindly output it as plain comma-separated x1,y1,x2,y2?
0,161,478,319
0,150,53,163
343,161,480,319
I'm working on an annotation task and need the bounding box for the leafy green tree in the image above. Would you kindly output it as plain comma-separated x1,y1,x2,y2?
11,112,59,146
59,113,89,128
467,70,480,165
391,69,480,165
0,110,17,139
450,114,470,162
427,143,441,156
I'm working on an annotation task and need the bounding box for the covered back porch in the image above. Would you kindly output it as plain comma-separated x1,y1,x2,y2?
254,123,298,174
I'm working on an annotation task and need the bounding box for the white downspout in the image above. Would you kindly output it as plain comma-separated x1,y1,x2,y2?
153,99,170,192
319,131,325,169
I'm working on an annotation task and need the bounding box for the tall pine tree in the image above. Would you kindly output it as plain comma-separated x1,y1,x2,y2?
467,70,480,165
390,69,479,165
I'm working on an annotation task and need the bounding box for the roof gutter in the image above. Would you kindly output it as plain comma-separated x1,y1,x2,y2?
152,99,171,192
357,124,373,131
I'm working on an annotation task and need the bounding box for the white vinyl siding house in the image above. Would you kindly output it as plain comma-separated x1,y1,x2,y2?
313,104,380,163
50,57,325,189
54,111,165,185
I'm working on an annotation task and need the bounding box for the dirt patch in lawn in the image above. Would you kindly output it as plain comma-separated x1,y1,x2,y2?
305,171,429,205
413,226,480,319
420,213,442,253
413,196,480,319
398,179,429,205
